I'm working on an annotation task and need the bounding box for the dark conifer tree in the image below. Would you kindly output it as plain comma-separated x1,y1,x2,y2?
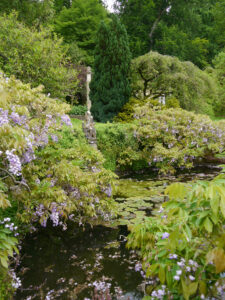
90,15,131,122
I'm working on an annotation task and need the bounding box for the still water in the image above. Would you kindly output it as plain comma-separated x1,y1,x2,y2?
15,166,220,300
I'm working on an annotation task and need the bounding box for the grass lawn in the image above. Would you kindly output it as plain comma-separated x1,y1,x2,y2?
211,116,225,121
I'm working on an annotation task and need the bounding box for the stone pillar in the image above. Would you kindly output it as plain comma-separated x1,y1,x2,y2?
82,66,97,149
86,66,92,111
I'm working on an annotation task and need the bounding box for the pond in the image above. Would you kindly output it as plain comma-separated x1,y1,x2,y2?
15,166,220,300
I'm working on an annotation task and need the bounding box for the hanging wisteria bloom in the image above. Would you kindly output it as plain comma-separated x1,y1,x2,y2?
9,112,26,126
61,114,72,127
0,109,9,126
6,150,22,176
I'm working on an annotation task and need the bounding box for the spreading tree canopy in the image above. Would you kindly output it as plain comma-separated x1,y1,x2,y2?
90,15,131,122
130,51,218,114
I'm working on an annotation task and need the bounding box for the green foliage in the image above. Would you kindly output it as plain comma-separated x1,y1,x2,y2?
165,97,180,109
69,105,87,115
115,96,180,123
90,15,131,122
131,51,218,114
133,106,225,174
116,0,223,66
0,269,14,300
54,0,108,65
114,97,146,123
212,51,225,115
96,123,145,172
127,174,225,299
0,0,55,27
155,23,210,68
212,0,225,50
0,13,78,99
0,227,18,269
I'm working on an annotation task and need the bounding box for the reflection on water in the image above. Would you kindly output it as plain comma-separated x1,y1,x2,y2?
15,165,221,300
15,225,144,300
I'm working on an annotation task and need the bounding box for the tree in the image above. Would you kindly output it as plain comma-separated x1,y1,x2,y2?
115,0,221,67
130,51,217,114
90,16,131,122
212,51,225,115
0,0,55,27
212,0,225,49
53,0,72,13
0,13,78,99
54,0,108,65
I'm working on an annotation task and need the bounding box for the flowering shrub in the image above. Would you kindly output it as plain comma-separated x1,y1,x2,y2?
127,174,225,299
0,72,116,224
133,105,225,173
0,72,117,294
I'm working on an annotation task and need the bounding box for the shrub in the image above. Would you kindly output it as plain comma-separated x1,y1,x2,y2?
133,105,225,174
127,174,225,299
96,123,145,172
0,13,78,99
69,105,87,115
165,97,180,109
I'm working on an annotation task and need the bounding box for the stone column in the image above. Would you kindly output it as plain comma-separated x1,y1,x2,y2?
82,66,97,149
86,66,92,111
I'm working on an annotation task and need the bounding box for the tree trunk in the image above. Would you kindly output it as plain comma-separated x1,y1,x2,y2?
149,7,167,48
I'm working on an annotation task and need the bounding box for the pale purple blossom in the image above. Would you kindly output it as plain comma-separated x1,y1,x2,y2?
173,275,180,281
6,150,22,176
61,114,72,127
0,109,9,126
162,232,170,239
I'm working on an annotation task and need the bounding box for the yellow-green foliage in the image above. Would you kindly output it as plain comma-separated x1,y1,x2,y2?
114,97,144,122
130,51,218,115
165,97,180,108
0,13,78,99
127,174,225,299
115,96,180,123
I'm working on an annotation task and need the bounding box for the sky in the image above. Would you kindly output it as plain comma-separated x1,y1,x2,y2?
104,0,116,12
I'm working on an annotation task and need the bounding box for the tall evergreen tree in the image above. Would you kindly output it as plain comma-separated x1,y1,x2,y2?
90,15,131,122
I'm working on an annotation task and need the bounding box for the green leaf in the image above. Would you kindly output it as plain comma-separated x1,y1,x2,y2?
189,282,198,296
203,217,213,233
210,197,220,216
165,183,188,200
181,279,190,300
199,281,207,295
220,198,225,218
0,256,8,268
158,265,165,284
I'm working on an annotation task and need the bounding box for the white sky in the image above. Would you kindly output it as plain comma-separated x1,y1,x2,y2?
104,0,116,12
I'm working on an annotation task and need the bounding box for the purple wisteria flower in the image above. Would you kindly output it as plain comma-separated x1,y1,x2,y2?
162,232,170,239
9,112,26,126
6,150,22,176
0,109,9,126
51,134,58,142
61,114,72,127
